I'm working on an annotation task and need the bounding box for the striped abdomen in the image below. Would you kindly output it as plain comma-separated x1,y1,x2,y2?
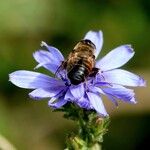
67,56,94,85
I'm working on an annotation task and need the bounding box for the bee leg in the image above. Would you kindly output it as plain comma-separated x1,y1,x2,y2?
89,68,99,77
84,77,88,90
55,61,67,77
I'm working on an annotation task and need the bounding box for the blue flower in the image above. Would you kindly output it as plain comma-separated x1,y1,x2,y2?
9,31,146,116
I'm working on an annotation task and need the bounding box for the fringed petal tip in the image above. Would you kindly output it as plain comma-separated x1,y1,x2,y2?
96,45,135,71
8,73,12,82
28,93,41,100
39,41,64,62
124,44,134,53
97,110,109,117
34,64,41,70
130,98,137,104
122,97,137,104
102,69,146,87
41,41,48,48
139,76,146,87
103,113,109,117
48,98,67,109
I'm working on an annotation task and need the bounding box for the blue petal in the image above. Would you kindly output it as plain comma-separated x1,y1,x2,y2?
29,88,53,100
96,45,134,71
9,70,64,89
29,86,65,100
48,97,67,109
84,31,103,58
87,92,108,116
41,41,64,62
102,69,146,87
105,94,118,106
88,85,105,95
76,95,93,110
33,50,62,74
70,83,85,99
102,86,137,104
64,88,74,100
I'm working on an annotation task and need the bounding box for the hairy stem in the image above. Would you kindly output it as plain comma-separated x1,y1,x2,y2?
60,103,110,150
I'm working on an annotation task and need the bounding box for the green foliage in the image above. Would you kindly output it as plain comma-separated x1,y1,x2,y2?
0,0,149,149
59,103,110,149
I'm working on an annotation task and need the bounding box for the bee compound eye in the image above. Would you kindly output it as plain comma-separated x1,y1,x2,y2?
82,39,95,48
84,39,92,44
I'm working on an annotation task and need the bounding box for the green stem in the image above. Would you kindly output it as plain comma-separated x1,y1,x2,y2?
57,103,110,150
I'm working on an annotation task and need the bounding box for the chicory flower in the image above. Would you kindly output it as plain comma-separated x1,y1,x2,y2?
9,31,146,116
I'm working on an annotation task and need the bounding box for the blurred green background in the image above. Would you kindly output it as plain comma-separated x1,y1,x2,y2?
0,0,149,149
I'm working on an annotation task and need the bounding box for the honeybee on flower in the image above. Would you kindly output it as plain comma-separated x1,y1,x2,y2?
9,30,146,116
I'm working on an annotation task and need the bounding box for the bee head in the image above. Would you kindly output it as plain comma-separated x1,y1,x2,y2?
80,39,96,49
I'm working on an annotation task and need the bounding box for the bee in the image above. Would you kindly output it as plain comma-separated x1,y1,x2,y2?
56,39,99,85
